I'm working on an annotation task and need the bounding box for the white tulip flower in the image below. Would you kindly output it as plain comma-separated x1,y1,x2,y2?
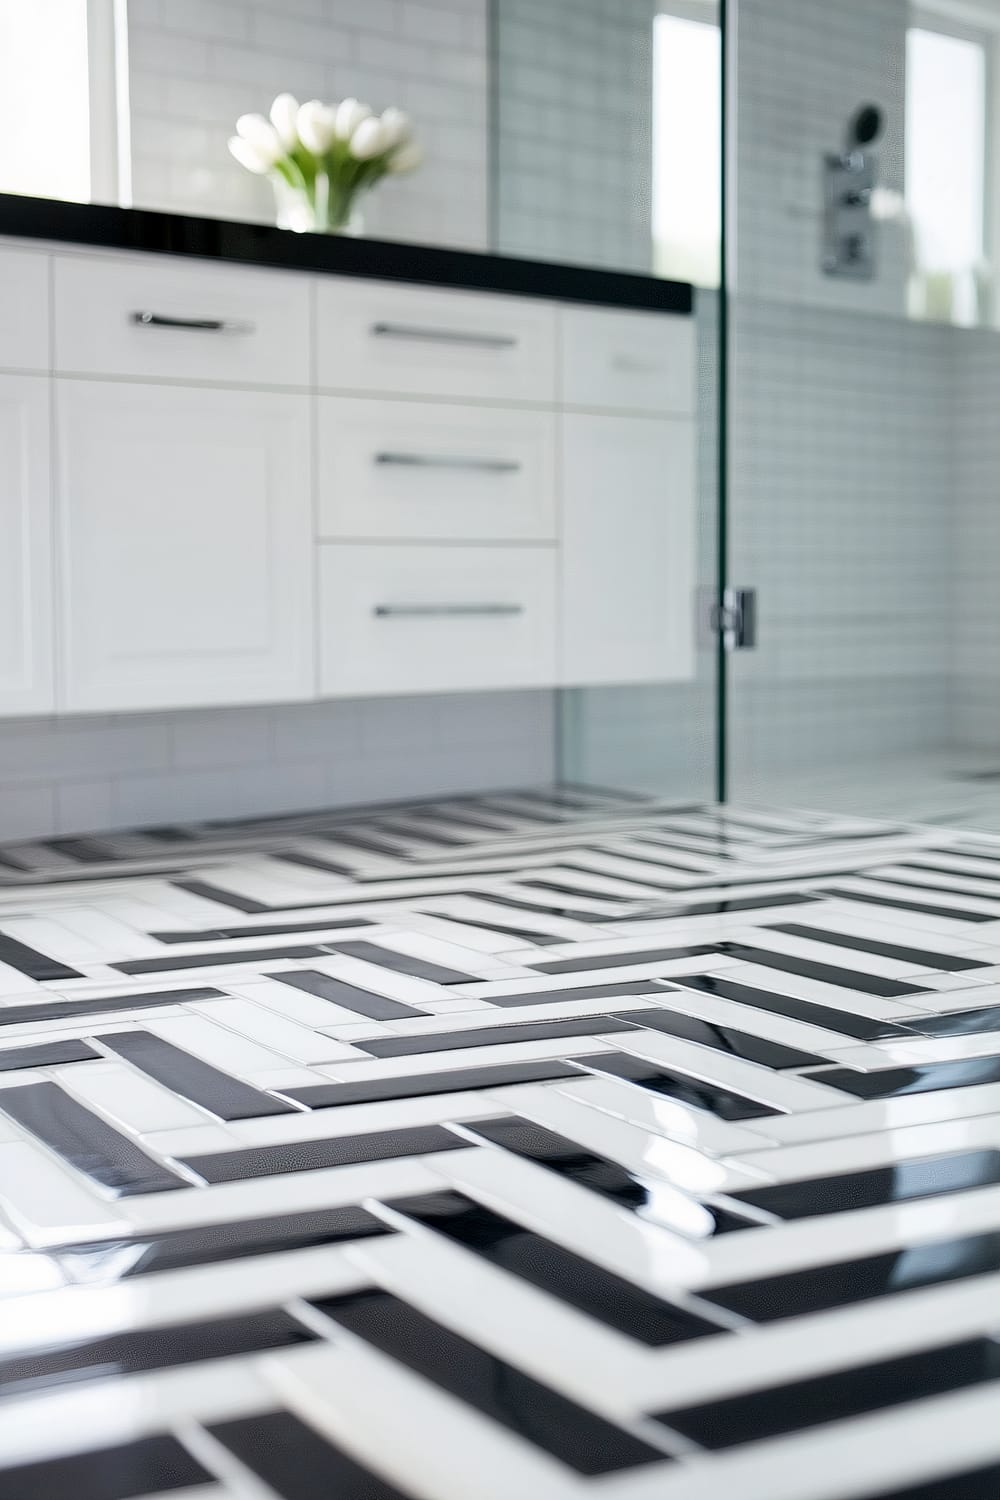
387,141,424,173
349,116,389,160
379,107,411,148
235,113,281,153
334,97,372,141
228,135,281,174
296,99,338,154
269,93,300,151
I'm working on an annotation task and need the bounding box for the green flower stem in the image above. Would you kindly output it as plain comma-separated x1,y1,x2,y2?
270,142,403,233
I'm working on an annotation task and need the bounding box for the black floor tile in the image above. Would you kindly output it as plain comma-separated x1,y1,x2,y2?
803,1058,1000,1099
714,943,930,998
182,1123,467,1184
313,1288,667,1475
58,1204,390,1280
209,1409,413,1499
267,969,422,1019
654,1337,1000,1448
734,1150,1000,1220
357,1014,636,1058
289,1058,590,1108
99,1030,295,1119
0,1308,314,1399
586,1051,783,1121
675,974,916,1041
0,1039,99,1071
388,1190,723,1346
463,1115,756,1234
705,1230,1000,1321
612,1007,823,1069
0,1082,187,1196
331,940,473,984
0,1436,212,1500
765,922,988,972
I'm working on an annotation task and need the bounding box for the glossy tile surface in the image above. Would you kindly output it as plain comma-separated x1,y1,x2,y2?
5,789,1000,1494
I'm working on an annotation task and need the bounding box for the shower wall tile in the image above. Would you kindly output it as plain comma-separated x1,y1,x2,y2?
736,0,910,317
494,0,656,273
124,0,490,250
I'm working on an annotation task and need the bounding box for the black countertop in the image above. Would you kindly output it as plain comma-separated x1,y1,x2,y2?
0,193,693,315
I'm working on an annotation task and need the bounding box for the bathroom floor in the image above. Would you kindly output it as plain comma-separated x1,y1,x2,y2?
2,786,1000,1498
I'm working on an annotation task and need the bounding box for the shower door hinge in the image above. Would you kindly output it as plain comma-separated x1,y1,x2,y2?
699,587,758,652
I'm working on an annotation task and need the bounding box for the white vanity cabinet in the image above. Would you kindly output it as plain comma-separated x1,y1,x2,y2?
560,413,696,685
0,235,697,718
558,306,698,687
56,381,313,713
0,375,55,714
0,249,54,715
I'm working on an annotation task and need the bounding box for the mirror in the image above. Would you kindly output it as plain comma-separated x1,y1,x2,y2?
0,0,719,284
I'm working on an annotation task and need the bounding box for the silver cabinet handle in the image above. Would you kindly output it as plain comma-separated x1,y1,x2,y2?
373,603,524,618
130,311,256,333
370,321,517,349
374,452,521,473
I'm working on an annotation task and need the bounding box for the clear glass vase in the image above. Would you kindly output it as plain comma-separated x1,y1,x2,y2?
272,174,364,236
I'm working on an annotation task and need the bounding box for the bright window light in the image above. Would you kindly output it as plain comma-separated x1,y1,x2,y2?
0,0,91,201
653,11,721,287
906,25,986,322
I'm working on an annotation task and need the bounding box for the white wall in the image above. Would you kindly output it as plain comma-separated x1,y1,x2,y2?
0,692,555,840
124,0,490,250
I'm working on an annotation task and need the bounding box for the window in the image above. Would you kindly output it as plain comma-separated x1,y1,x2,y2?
906,18,989,324
652,5,721,287
0,0,123,204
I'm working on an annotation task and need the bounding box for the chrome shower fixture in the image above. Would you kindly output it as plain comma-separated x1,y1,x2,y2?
822,102,885,278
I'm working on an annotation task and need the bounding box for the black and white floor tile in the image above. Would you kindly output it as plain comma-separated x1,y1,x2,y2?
4,787,1000,1496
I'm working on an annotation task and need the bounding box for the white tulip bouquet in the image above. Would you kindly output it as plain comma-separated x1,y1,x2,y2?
229,93,422,234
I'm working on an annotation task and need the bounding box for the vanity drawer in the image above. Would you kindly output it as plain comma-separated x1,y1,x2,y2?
0,247,49,371
317,398,556,541
319,543,556,696
53,253,311,386
316,279,556,402
560,306,695,414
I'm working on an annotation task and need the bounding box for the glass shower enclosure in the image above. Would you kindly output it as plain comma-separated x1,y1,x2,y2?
493,0,1000,832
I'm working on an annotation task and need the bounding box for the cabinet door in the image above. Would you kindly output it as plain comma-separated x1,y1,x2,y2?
0,375,54,714
317,397,556,542
57,381,314,712
316,279,557,403
560,307,695,415
560,413,696,686
0,247,50,373
319,543,557,696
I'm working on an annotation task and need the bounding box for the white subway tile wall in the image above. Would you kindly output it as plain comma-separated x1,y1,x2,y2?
124,0,490,250
0,692,555,838
736,0,909,317
494,0,655,273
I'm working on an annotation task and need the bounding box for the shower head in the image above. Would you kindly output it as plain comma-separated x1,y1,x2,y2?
846,103,884,151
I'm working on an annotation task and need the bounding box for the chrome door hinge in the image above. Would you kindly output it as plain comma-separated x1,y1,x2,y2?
699,587,758,652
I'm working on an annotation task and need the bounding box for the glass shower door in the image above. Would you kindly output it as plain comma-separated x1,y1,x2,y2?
725,0,1000,830
492,0,724,810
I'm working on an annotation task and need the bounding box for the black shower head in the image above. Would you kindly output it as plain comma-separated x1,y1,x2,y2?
847,103,884,149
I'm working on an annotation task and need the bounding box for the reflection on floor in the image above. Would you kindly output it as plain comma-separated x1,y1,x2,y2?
744,750,1000,833
2,786,1000,1497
